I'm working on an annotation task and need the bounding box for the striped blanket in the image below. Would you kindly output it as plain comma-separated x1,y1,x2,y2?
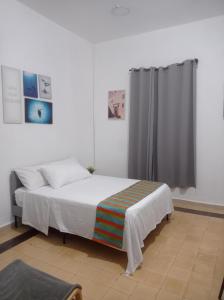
93,180,162,249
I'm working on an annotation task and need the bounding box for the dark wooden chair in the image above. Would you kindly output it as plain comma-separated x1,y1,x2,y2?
0,260,82,300
219,278,224,300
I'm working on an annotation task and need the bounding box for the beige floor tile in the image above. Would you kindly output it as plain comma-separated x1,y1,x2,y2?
25,257,62,277
168,266,191,282
143,250,161,261
213,261,224,281
89,257,125,274
172,255,195,271
203,230,224,242
0,225,28,243
180,240,200,254
0,233,19,243
209,286,222,300
131,266,153,282
0,260,10,271
196,251,217,265
144,254,175,274
60,244,90,260
184,281,211,300
157,290,182,300
27,236,53,250
59,257,87,274
143,270,166,290
130,282,157,300
171,231,187,241
160,276,187,297
0,252,22,271
103,289,128,300
199,242,219,256
112,275,137,295
189,271,213,289
215,255,224,268
1,208,223,300
158,244,180,257
185,233,203,244
165,237,185,249
210,278,223,296
77,275,109,300
217,249,224,263
177,246,198,259
209,293,221,300
143,243,161,257
192,261,215,278
79,264,118,286
54,269,78,284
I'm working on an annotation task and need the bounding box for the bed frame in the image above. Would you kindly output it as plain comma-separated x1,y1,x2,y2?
10,171,170,245
10,171,68,243
10,171,23,228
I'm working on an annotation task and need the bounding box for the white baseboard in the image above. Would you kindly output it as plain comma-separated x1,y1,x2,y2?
173,197,224,207
0,220,13,230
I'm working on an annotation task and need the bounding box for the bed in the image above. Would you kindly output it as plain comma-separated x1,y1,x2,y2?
11,171,173,275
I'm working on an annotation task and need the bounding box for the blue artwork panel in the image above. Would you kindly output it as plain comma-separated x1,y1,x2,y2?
25,98,53,124
23,71,38,98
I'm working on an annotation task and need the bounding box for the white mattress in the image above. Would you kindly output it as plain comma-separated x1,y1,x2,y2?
15,175,173,274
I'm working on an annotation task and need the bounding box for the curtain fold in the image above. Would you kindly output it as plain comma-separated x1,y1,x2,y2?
128,60,197,188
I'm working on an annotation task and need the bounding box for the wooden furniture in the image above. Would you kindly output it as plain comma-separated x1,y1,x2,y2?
0,260,83,300
67,288,83,300
219,278,224,300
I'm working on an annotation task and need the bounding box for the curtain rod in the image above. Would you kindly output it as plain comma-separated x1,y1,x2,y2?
129,58,198,72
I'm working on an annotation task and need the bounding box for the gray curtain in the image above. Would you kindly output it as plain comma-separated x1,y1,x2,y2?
128,59,197,188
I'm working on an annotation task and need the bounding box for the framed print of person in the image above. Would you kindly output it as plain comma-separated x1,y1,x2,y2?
108,90,125,120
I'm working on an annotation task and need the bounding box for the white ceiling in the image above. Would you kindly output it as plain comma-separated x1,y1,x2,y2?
18,0,224,43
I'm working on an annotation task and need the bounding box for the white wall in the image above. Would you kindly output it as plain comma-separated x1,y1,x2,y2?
0,3,223,228
0,0,94,226
94,16,224,206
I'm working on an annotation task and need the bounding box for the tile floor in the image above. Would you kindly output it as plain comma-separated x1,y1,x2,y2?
0,223,28,244
0,210,223,300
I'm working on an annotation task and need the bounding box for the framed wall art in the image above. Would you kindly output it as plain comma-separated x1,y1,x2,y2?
23,71,38,98
25,98,53,124
38,74,52,99
108,90,125,120
1,65,22,124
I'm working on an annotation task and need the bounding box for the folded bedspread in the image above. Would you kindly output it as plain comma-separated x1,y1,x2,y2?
93,180,162,249
0,260,81,300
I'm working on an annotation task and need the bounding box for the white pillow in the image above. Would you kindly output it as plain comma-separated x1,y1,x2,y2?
40,158,91,188
15,165,47,190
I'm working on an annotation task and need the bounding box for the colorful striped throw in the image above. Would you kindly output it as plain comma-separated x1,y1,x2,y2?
93,180,162,249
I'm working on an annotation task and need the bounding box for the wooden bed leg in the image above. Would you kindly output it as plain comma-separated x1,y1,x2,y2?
166,214,169,221
15,216,18,228
67,288,82,300
63,233,66,244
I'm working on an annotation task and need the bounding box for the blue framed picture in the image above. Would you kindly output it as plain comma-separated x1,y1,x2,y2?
23,71,38,98
25,98,53,124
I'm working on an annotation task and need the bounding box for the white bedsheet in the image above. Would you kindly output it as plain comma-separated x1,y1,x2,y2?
15,175,173,274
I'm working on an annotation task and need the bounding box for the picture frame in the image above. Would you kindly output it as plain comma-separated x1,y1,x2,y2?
25,98,53,124
23,71,38,98
38,74,52,100
1,65,23,124
108,90,125,120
